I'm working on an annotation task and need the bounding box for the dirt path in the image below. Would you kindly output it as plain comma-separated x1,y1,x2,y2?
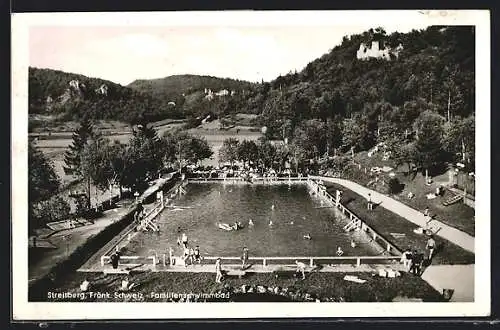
311,176,475,253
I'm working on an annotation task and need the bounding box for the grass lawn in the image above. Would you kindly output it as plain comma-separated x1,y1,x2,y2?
342,151,475,236
325,183,475,265
30,270,443,302
392,172,475,236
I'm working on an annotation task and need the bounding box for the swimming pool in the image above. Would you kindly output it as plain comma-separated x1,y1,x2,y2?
123,183,384,258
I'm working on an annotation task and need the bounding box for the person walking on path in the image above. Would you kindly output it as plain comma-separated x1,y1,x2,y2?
215,258,223,283
426,236,436,260
241,247,249,270
367,193,373,210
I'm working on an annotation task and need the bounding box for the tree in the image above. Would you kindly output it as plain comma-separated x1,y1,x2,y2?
274,144,290,172
413,111,446,174
32,196,71,225
219,138,240,167
237,140,259,168
162,131,213,168
29,141,60,203
341,115,374,152
188,135,213,165
325,118,342,155
80,138,128,201
29,141,61,233
442,115,475,167
122,123,164,191
287,142,308,173
292,119,327,159
63,117,95,176
257,139,277,172
391,141,417,174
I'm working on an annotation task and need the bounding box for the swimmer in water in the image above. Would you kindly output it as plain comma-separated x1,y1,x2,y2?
248,219,254,226
350,240,356,248
269,220,273,227
303,234,311,240
271,204,275,210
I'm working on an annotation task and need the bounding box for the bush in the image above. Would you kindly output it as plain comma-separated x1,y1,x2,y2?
32,196,71,225
387,177,403,195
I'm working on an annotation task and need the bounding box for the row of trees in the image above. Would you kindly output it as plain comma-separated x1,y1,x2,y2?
218,138,311,174
71,120,213,198
29,119,214,231
217,105,474,178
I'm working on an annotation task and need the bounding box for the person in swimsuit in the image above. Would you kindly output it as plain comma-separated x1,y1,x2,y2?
188,247,195,264
426,236,436,260
183,246,190,266
181,233,188,248
194,245,202,263
295,260,306,280
215,258,223,283
241,247,249,269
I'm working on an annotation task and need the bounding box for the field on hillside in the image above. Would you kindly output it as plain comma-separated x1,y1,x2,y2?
33,115,262,169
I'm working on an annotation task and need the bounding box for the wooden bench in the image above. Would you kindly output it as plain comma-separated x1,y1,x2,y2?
225,270,246,279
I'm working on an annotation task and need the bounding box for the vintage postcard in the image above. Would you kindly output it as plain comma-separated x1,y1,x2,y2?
11,10,490,320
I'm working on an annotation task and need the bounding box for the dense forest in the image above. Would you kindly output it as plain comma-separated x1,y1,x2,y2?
128,74,255,104
29,26,475,140
236,26,475,139
28,67,186,123
29,68,256,124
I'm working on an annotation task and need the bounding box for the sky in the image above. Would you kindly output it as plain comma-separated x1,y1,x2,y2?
29,23,432,86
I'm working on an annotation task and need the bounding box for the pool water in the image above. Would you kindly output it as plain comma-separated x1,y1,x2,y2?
124,183,384,258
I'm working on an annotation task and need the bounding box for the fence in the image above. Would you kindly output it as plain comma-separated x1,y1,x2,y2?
454,172,476,197
306,178,402,256
187,176,309,184
99,254,401,270
202,255,401,268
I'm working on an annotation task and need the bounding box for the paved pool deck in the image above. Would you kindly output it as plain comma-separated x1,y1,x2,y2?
79,261,407,274
421,264,474,302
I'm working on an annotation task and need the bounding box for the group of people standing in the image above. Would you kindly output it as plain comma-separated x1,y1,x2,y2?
176,230,202,266
400,235,436,276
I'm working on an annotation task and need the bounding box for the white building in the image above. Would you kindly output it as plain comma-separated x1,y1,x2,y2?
215,89,229,96
356,41,403,61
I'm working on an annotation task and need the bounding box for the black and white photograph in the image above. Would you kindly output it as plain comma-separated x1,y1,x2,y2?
11,10,490,319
